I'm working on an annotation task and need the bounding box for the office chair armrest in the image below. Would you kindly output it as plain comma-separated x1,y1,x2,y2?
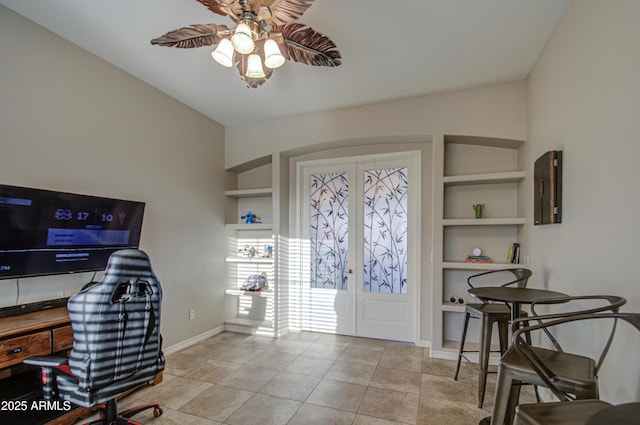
24,356,71,400
24,356,69,368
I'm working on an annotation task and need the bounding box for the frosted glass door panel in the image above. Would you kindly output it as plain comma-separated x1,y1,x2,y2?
363,167,408,294
309,172,349,290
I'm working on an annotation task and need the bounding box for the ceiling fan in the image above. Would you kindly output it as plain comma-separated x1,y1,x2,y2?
151,0,342,88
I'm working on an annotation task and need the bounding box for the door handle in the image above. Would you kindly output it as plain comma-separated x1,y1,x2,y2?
348,269,353,274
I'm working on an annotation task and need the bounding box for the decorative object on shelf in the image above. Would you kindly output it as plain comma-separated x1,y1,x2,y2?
262,244,272,258
239,245,257,257
507,242,520,264
534,150,562,225
466,255,491,263
473,203,485,219
241,211,262,224
241,272,268,291
151,0,342,88
466,247,490,263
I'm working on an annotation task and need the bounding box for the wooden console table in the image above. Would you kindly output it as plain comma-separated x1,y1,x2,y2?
0,307,73,371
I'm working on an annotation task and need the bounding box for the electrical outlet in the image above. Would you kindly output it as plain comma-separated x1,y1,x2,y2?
189,309,195,320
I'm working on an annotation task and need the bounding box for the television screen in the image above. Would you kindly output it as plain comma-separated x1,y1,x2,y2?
0,184,145,279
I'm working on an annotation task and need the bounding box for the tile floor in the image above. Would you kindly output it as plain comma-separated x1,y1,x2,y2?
78,331,535,425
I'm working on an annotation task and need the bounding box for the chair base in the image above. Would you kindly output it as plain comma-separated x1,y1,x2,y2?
85,398,162,425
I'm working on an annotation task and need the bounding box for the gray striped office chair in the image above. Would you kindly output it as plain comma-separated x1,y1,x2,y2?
25,249,164,424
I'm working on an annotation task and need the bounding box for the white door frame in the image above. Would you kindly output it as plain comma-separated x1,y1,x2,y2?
294,151,421,343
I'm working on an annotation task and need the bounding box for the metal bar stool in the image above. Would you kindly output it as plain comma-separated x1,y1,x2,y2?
454,268,533,408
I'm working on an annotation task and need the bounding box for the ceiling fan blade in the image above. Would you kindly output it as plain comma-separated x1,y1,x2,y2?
256,5,273,22
257,0,315,26
276,23,342,67
151,24,230,48
195,0,242,19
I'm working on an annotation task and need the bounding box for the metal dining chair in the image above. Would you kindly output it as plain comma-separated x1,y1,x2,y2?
512,312,640,425
454,268,533,408
489,295,627,425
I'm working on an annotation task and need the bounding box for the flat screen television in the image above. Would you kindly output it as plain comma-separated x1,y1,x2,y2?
0,184,145,279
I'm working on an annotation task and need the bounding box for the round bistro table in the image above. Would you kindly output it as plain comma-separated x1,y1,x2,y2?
468,286,569,323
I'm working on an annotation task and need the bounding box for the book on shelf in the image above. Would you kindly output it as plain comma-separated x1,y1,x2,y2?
507,243,520,264
465,255,491,263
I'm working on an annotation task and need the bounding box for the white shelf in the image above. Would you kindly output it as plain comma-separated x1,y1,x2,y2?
444,135,524,150
443,171,525,186
225,166,276,336
441,303,466,313
225,289,273,298
225,223,273,230
443,217,525,226
442,261,525,270
225,188,273,198
226,256,274,263
432,135,525,360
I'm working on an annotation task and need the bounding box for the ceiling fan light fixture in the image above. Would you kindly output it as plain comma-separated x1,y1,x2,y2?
231,22,255,54
211,38,234,67
246,54,266,79
152,0,342,88
263,39,285,69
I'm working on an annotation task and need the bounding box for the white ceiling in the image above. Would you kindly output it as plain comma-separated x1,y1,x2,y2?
0,0,569,127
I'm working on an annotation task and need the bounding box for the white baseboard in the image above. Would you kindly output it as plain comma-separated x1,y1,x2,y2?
163,325,224,355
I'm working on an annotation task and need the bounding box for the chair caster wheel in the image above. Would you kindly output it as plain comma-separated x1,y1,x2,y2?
153,407,163,417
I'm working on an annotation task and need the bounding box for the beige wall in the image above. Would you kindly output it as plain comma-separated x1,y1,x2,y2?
525,0,640,402
0,6,227,349
225,81,528,169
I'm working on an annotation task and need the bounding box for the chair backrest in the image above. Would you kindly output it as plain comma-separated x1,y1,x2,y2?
467,268,533,289
67,249,163,393
529,295,626,318
512,311,638,401
517,295,626,361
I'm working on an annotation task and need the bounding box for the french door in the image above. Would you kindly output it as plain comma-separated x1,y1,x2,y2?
297,152,420,342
